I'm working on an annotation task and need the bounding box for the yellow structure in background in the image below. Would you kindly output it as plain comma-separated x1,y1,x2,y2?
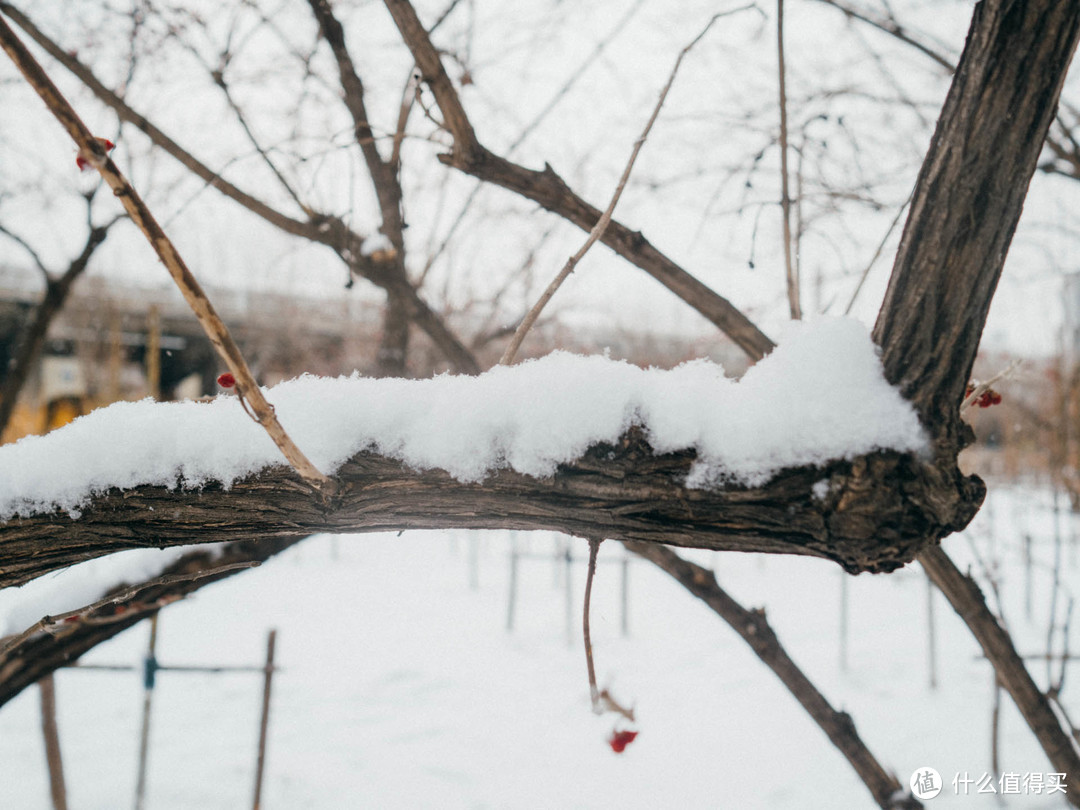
0,305,163,445
1,396,94,444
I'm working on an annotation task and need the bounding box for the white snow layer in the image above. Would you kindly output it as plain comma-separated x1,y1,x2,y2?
0,317,926,522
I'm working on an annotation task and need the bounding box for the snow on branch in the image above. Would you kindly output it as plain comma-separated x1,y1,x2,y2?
0,319,922,523
0,318,977,589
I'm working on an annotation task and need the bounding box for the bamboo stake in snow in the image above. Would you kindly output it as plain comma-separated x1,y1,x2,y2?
38,674,68,810
252,629,277,810
0,15,330,488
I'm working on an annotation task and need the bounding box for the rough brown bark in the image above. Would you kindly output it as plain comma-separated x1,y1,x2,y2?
625,541,920,810
0,432,980,590
874,1,1080,454
870,0,1080,795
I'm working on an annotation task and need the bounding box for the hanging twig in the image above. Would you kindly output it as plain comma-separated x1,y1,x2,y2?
0,14,331,488
583,538,601,709
960,360,1021,412
624,539,918,808
581,537,636,723
500,6,757,364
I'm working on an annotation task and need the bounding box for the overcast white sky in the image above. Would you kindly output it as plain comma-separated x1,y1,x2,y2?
0,0,1074,358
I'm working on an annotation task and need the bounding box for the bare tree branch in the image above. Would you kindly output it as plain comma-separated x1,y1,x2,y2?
499,10,744,364
626,540,921,810
382,0,777,363
0,12,331,486
919,545,1080,791
0,2,479,375
873,0,1080,456
0,432,981,590
307,0,417,375
0,221,49,279
0,208,116,438
0,535,307,708
813,0,955,71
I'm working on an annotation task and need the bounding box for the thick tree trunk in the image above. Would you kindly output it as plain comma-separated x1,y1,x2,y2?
872,0,1080,794
874,1,1080,454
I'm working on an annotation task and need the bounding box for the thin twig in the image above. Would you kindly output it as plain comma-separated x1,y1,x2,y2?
584,537,601,709
843,191,912,315
777,0,801,320
0,14,331,487
210,64,309,214
812,0,955,71
0,221,50,278
499,7,755,365
960,360,1021,412
419,0,648,279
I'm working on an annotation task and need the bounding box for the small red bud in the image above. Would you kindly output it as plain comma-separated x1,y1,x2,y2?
217,372,236,388
76,137,116,171
607,729,638,753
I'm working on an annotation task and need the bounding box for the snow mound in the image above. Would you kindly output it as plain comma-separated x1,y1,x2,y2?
0,317,926,521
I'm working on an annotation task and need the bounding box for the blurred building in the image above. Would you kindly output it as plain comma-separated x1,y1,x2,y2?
0,264,382,441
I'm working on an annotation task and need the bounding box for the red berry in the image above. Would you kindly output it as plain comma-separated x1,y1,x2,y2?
217,372,236,388
607,729,638,753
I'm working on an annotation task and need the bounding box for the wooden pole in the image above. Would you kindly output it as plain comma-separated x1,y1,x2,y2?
38,673,68,810
620,552,630,637
134,614,159,810
506,532,518,632
146,305,160,400
839,572,849,672
926,573,938,689
252,629,277,810
564,545,573,648
108,312,122,402
468,532,479,591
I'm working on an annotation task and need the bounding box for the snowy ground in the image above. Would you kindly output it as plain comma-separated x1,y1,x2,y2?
0,485,1077,809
